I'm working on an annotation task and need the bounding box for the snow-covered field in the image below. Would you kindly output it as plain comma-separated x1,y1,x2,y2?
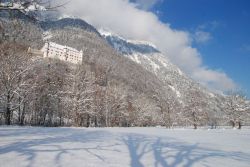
0,127,250,167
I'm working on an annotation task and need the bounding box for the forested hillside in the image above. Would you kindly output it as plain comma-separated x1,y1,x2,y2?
0,11,249,128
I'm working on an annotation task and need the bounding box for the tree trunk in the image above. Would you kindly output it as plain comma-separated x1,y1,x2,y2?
86,114,90,127
105,110,109,127
94,116,98,127
193,123,197,129
238,121,242,129
5,106,11,125
166,108,171,129
18,97,21,124
5,94,11,125
231,120,236,128
59,115,63,126
192,112,197,129
20,103,26,125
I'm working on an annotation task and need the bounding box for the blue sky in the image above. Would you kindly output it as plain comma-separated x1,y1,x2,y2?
149,0,250,97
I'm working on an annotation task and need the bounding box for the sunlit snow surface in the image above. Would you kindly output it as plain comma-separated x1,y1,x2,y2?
0,127,250,167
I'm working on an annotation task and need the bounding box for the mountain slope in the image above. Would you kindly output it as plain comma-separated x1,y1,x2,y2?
1,15,232,127
39,19,169,95
101,31,227,124
101,32,202,97
37,18,184,126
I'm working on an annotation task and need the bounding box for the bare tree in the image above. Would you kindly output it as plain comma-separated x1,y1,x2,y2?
207,97,225,129
0,42,33,125
0,0,66,21
70,64,96,127
184,87,208,129
104,82,129,127
152,90,181,128
0,0,61,12
225,92,249,129
133,95,158,127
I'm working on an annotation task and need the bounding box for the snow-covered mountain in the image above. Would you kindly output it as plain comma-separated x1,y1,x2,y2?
41,18,101,35
1,12,233,126
100,30,219,103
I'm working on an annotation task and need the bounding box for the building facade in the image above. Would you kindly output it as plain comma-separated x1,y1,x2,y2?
42,42,83,64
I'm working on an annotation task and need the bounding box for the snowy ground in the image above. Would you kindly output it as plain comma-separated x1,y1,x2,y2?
0,127,250,167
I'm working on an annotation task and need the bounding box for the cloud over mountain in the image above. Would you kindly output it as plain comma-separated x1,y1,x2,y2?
130,0,163,10
59,0,236,92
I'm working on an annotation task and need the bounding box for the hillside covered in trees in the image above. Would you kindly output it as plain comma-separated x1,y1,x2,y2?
0,8,249,129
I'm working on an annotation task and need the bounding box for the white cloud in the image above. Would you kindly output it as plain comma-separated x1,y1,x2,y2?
59,0,237,92
197,21,221,31
241,44,250,52
193,21,220,44
192,68,236,93
194,30,212,43
131,0,163,10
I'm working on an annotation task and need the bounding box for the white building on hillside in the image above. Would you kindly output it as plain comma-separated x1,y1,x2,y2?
42,42,83,64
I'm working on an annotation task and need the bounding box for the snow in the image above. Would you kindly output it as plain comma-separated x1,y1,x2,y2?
0,127,250,167
99,28,157,48
130,54,141,64
169,85,181,98
208,92,215,98
155,53,184,76
26,4,46,12
98,28,116,37
1,2,46,12
43,31,53,41
177,68,184,76
58,14,79,20
157,55,169,68
126,39,157,49
143,55,160,73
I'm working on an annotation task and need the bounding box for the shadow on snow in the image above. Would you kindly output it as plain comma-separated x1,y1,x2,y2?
0,127,249,167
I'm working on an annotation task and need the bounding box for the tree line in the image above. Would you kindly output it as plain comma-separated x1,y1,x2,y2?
0,33,249,129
